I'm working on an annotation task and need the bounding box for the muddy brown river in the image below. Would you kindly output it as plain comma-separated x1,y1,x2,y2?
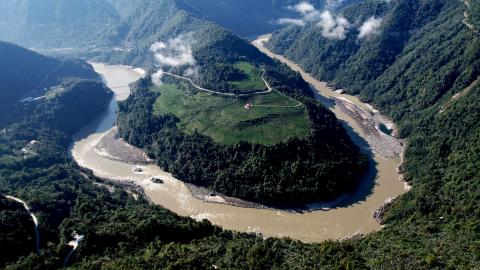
71,42,409,243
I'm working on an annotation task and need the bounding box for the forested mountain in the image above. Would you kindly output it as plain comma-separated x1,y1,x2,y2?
265,0,480,267
118,74,366,205
0,0,119,48
1,0,480,268
0,41,100,128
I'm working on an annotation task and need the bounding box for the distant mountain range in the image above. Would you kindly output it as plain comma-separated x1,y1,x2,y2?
0,0,331,47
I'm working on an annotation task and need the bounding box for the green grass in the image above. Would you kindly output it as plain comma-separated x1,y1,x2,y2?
230,62,267,92
152,83,310,145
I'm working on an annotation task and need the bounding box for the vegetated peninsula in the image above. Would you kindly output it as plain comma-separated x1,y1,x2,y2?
117,30,367,206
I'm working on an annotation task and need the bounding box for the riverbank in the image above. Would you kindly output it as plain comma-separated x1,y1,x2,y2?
95,126,350,213
333,97,404,159
94,127,153,165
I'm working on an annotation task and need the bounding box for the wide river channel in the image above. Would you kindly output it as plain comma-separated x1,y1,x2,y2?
71,37,408,243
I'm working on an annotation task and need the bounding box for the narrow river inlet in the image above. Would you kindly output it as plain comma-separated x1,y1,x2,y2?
71,40,408,242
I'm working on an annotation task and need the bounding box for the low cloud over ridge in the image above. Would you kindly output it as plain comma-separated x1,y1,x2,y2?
150,32,197,86
318,11,350,40
358,17,383,39
277,1,351,40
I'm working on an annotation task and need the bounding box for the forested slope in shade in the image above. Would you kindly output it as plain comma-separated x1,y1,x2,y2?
0,41,98,105
117,69,367,205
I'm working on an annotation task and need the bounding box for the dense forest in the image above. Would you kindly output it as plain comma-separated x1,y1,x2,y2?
265,0,480,267
0,41,100,128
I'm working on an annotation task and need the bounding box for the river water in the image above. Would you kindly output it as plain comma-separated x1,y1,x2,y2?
71,45,408,242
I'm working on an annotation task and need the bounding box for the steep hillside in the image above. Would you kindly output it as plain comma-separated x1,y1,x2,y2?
266,0,480,267
0,0,119,48
0,41,101,128
0,42,98,105
268,0,480,134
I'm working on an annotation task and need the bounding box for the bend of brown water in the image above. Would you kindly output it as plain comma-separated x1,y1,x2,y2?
71,49,408,243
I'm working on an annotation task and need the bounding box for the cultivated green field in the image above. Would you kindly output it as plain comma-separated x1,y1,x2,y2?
152,83,310,145
230,61,267,92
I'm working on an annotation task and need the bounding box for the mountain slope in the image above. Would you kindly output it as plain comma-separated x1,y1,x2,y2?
267,0,480,267
268,0,480,134
0,41,102,128
0,42,98,104
0,0,119,48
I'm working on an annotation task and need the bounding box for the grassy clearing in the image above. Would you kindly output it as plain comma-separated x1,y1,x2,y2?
230,61,267,92
152,83,310,145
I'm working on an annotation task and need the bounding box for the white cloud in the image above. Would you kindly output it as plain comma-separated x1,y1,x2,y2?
278,1,350,39
279,1,320,26
304,10,322,22
183,66,199,78
277,18,306,26
288,1,316,14
358,17,383,39
325,0,345,10
150,32,197,85
151,70,164,86
150,32,196,67
317,11,350,40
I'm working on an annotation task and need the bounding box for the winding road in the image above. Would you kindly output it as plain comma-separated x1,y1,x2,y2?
461,0,480,35
63,233,85,267
5,195,40,254
163,70,272,97
163,70,302,108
